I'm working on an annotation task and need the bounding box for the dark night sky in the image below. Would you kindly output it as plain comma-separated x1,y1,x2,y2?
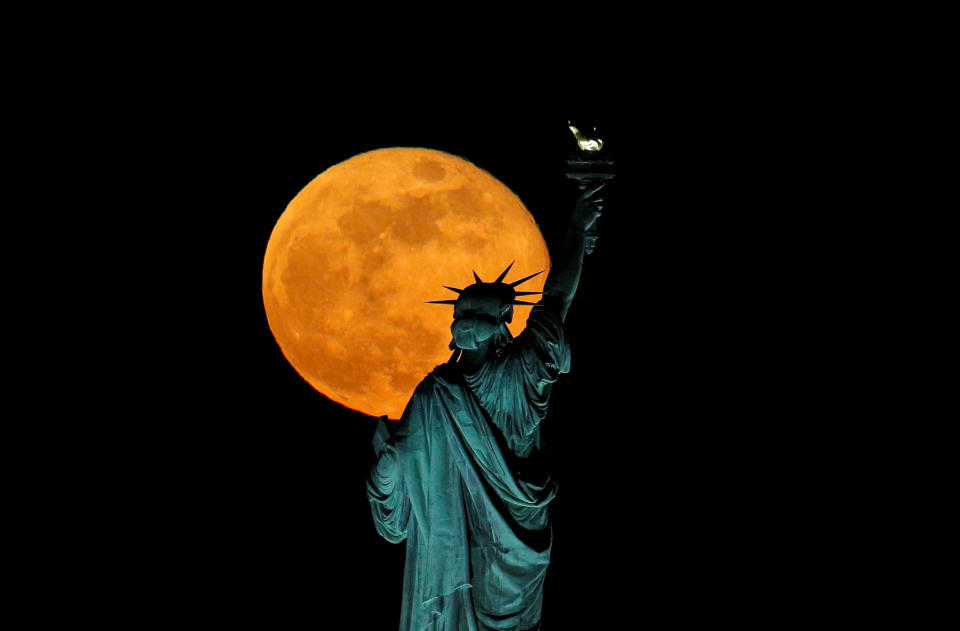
95,98,837,627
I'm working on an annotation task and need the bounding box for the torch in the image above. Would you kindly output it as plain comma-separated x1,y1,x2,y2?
565,120,615,254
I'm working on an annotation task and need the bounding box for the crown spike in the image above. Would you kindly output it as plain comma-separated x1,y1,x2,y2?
473,270,483,284
494,260,516,284
426,300,459,305
443,286,463,294
508,270,545,287
511,300,539,306
514,291,543,296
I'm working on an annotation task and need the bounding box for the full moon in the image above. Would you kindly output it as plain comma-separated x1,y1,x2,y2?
262,148,551,419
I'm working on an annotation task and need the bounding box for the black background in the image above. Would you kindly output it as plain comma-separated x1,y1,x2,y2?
72,94,839,627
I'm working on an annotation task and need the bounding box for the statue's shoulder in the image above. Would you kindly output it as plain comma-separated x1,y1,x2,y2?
426,362,460,387
399,366,459,415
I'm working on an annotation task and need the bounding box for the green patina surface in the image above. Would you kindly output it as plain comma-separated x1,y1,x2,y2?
368,304,570,631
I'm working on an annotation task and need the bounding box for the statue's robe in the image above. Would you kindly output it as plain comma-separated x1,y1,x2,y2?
368,303,570,631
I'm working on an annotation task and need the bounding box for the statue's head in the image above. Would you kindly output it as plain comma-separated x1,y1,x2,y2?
428,262,544,352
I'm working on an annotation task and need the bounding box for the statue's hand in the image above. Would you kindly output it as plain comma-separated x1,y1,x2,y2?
571,182,605,232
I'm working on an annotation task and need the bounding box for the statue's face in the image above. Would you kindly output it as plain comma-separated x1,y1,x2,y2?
451,294,507,350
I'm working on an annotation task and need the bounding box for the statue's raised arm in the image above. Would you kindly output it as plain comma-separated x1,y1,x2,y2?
542,182,606,321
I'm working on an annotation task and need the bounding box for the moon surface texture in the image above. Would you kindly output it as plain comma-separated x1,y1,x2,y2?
262,148,551,420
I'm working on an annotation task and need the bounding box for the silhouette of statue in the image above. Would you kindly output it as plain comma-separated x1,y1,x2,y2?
367,182,605,631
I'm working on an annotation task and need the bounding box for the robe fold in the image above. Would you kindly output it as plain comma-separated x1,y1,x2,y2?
367,303,571,631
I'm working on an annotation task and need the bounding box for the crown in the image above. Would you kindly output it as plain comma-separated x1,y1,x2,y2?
425,261,544,308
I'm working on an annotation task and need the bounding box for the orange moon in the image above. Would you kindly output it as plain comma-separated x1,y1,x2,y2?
262,147,551,420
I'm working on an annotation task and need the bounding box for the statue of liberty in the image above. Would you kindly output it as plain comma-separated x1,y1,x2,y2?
367,171,606,631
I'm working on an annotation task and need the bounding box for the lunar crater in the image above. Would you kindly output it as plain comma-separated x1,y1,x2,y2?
413,159,446,182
